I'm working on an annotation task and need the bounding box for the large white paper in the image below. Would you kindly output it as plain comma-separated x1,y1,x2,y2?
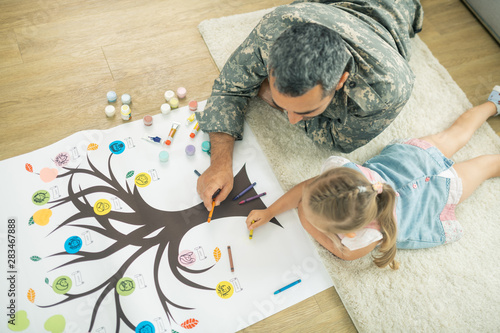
1,101,333,333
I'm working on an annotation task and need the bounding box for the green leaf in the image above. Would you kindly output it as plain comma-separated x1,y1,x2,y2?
172,330,179,333
30,256,42,262
45,277,49,284
126,170,135,179
28,217,34,226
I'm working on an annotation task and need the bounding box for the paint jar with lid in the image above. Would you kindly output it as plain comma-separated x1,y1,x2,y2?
121,105,131,120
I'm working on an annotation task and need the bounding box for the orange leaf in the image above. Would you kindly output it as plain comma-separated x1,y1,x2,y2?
27,288,35,303
180,318,199,329
87,143,99,151
213,247,221,262
25,163,33,173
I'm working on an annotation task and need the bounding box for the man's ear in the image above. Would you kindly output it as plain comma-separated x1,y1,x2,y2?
335,72,350,91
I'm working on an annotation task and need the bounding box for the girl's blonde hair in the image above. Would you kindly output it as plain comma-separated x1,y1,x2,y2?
305,167,399,269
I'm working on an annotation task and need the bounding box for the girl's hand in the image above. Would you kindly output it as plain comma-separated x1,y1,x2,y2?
246,209,274,230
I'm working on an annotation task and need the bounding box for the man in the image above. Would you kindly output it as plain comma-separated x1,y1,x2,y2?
197,0,423,210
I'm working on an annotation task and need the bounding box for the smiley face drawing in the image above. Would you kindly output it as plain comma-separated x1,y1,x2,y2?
134,173,151,188
53,276,72,294
64,236,82,254
109,141,125,154
32,190,50,206
178,250,196,267
216,281,234,299
93,199,112,216
116,277,135,296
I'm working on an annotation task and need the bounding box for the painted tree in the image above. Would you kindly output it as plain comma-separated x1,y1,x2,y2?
34,152,281,332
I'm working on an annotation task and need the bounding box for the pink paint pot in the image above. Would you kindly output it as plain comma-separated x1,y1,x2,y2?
143,115,153,126
188,100,198,111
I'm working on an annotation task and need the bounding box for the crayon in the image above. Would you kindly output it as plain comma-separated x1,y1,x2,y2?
239,192,266,205
273,279,301,295
249,221,254,240
227,246,234,272
207,201,215,223
233,182,257,201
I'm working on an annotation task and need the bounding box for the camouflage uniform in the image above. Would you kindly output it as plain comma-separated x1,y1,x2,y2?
197,0,423,153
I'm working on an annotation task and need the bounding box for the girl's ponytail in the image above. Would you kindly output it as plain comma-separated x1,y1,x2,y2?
372,183,399,270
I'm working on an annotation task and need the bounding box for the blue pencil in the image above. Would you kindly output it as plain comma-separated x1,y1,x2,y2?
273,279,302,295
233,182,257,201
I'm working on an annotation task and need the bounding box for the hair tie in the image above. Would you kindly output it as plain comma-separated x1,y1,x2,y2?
357,186,367,193
372,182,383,194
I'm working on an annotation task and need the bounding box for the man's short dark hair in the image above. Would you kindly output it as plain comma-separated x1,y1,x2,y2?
268,22,349,97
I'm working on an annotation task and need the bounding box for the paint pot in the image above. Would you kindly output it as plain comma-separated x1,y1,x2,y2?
143,115,153,126
121,93,131,105
107,91,117,103
189,100,198,111
185,145,196,156
169,97,179,109
105,105,116,117
159,151,169,162
201,141,211,153
177,87,187,99
164,90,175,102
161,103,171,115
121,105,131,120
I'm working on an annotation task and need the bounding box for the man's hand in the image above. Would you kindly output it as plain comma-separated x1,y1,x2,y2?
197,132,235,210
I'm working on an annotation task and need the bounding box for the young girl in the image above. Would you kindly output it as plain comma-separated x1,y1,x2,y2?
246,89,500,270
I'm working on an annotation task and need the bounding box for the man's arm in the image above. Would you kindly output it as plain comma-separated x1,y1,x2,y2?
196,23,272,208
197,132,235,211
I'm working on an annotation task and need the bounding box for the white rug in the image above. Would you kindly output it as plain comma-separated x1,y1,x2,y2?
198,8,500,333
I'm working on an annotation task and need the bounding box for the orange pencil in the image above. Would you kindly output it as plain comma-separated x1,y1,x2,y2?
207,200,215,223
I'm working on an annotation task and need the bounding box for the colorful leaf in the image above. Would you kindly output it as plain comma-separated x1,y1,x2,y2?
25,163,33,173
28,217,34,226
27,288,35,303
87,143,99,151
126,171,135,179
30,256,42,262
172,330,179,333
213,247,221,262
45,278,49,285
180,318,199,329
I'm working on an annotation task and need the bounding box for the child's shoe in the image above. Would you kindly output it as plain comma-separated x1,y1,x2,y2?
488,85,500,116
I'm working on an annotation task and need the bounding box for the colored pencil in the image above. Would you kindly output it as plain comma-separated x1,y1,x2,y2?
227,246,234,272
233,182,257,200
249,221,255,240
207,201,215,223
273,279,302,295
238,192,266,205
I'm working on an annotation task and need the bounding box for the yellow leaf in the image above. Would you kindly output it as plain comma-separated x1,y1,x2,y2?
87,143,99,151
213,247,221,262
27,288,35,303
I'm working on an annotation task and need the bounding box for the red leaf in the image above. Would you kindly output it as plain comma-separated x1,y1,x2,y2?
180,318,199,329
26,163,33,173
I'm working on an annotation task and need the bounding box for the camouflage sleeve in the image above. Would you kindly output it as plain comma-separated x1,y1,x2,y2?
197,28,270,140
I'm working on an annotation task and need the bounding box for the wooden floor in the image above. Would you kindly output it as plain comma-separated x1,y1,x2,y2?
0,0,498,332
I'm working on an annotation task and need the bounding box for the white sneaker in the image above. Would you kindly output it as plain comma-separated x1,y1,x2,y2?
488,85,500,116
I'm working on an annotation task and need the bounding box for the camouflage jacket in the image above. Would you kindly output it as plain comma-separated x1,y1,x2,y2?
197,0,423,153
